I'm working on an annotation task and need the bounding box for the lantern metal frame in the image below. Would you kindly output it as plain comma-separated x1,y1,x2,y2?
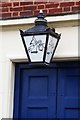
20,11,61,65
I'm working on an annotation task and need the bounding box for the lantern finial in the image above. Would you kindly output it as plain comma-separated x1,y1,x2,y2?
40,10,43,14
35,10,47,26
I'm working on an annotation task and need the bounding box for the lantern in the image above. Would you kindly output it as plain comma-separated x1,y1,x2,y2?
20,10,61,65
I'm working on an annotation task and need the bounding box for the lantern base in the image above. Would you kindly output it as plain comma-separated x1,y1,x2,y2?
28,62,50,67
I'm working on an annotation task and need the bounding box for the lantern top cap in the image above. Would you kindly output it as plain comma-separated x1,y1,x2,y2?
20,10,61,39
35,10,47,26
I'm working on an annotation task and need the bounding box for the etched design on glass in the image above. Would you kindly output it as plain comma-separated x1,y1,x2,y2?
28,36,44,53
47,37,55,55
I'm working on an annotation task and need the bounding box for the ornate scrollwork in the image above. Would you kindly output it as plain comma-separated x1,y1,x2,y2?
28,36,44,53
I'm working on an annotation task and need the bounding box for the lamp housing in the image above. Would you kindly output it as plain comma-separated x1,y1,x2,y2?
20,11,61,65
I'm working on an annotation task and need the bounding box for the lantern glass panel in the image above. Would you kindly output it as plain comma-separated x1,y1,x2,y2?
45,35,58,64
24,35,46,62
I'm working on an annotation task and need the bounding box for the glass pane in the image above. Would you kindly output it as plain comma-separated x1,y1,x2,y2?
45,35,57,64
24,35,46,62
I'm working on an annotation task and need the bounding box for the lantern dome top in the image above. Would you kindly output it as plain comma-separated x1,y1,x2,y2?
21,10,61,39
23,10,48,34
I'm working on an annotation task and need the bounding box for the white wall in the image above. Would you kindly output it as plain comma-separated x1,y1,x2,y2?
0,15,79,119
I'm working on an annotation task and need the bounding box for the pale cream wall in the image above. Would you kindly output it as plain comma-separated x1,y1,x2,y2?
0,15,79,119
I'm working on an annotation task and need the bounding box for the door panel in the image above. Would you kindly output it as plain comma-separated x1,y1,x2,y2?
57,67,80,118
14,67,57,118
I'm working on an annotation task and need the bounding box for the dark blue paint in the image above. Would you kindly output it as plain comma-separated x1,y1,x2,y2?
14,66,57,118
13,61,80,119
57,67,80,118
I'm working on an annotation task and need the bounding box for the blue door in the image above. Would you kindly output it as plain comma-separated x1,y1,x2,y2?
13,62,80,118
